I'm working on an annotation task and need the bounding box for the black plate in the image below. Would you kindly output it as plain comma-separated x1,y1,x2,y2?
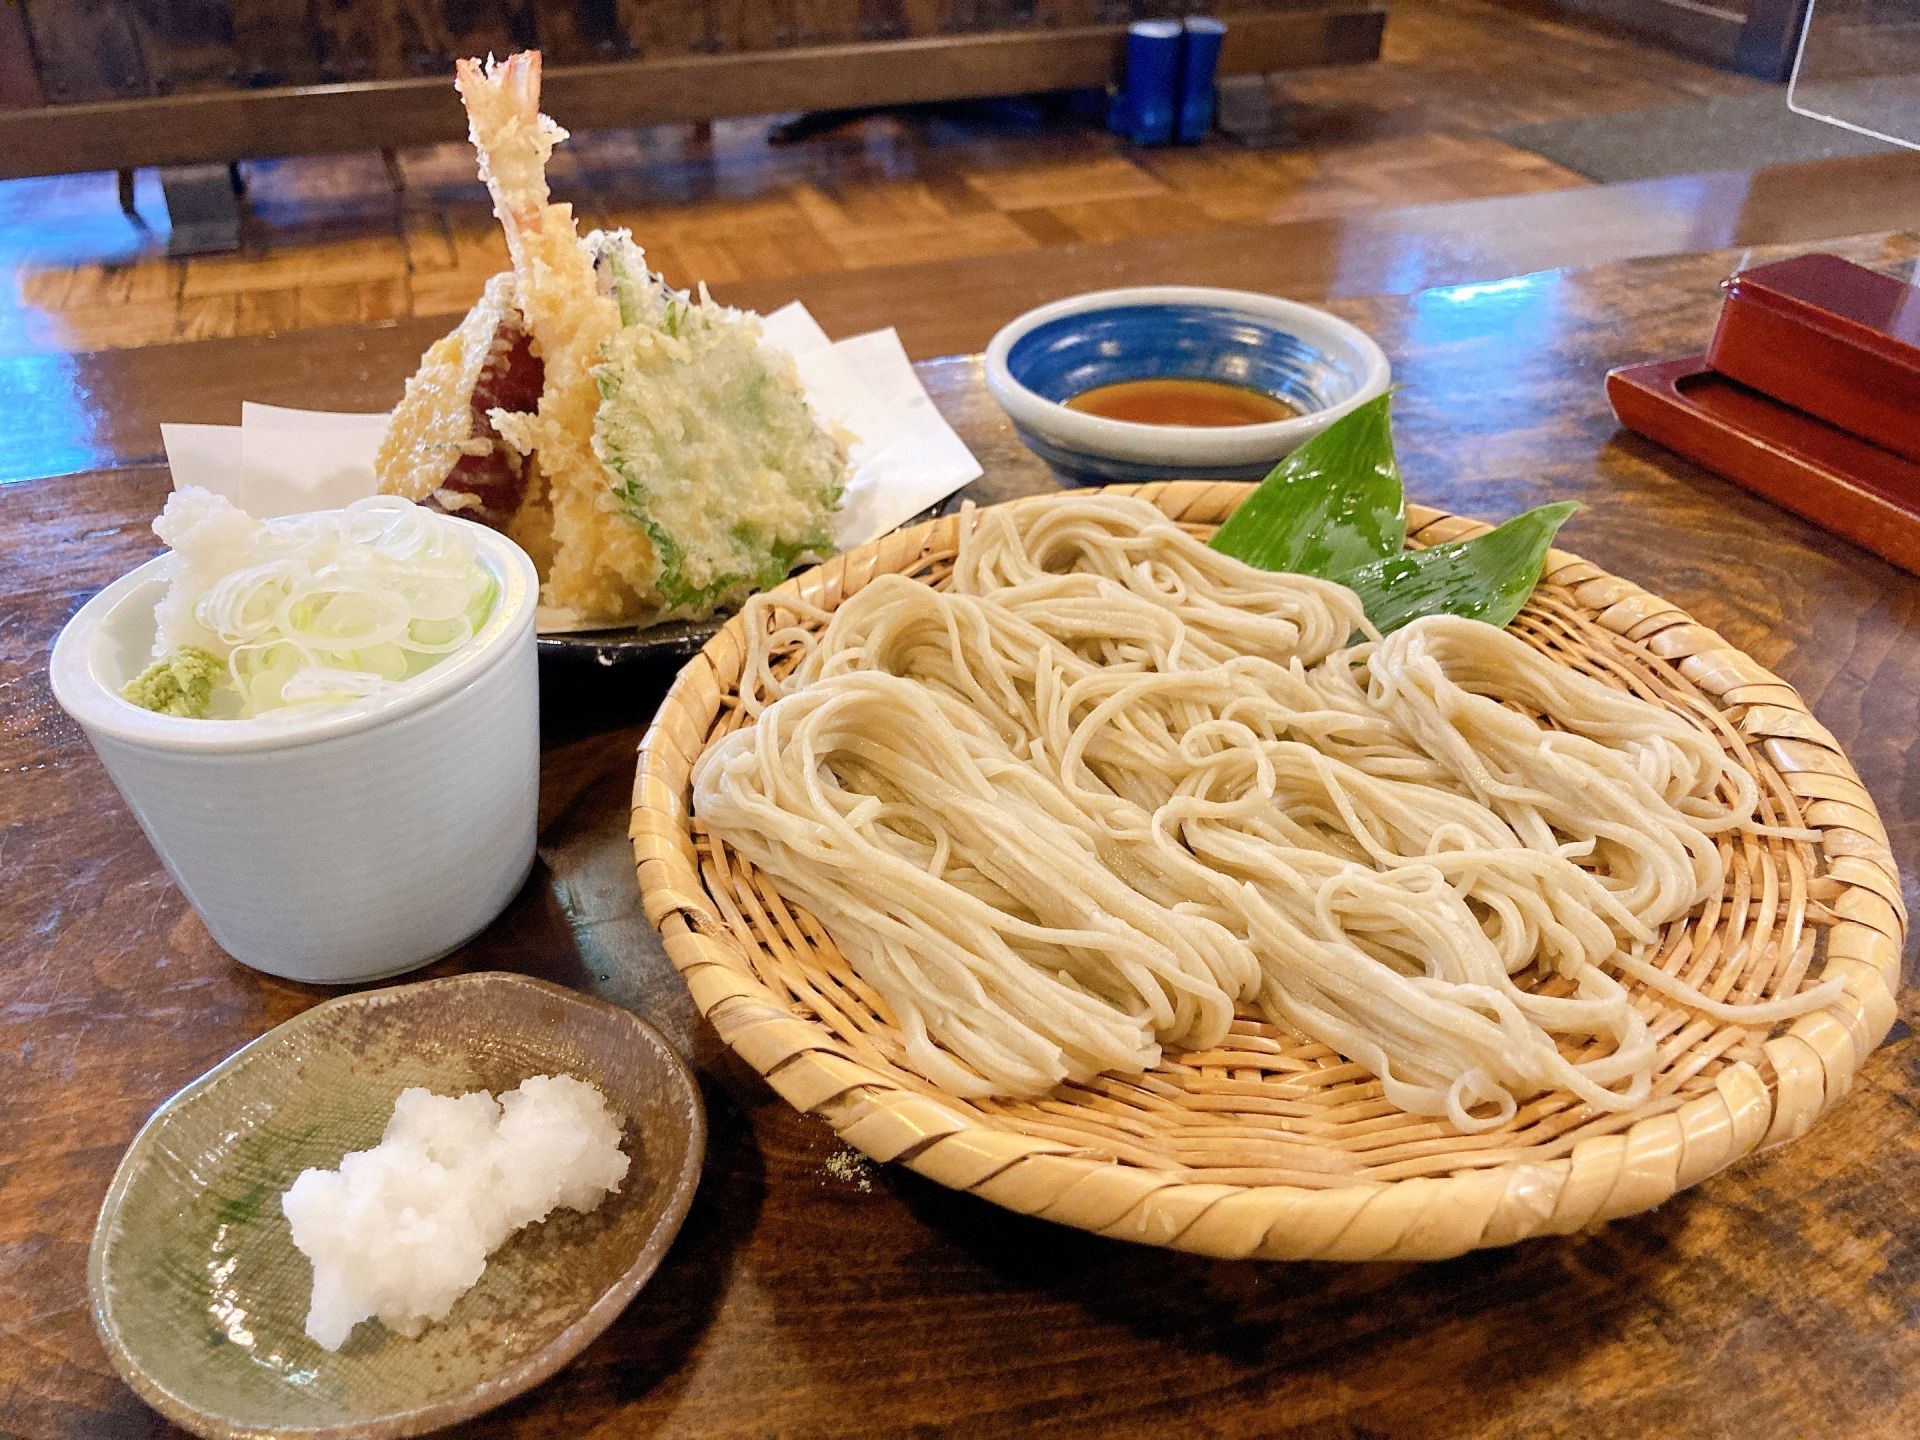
536,616,725,667
534,500,956,668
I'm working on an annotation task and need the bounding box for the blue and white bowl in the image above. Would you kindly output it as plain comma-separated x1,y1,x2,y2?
984,286,1392,484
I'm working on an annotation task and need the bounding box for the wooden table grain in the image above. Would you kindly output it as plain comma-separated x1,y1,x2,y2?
3,234,1916,1440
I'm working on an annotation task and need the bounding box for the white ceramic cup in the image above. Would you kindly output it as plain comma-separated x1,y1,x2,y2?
49,527,540,984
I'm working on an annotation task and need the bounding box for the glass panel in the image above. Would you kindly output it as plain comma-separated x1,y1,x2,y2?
1789,0,1920,150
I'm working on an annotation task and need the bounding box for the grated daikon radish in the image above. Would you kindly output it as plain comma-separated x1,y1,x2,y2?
280,1074,629,1351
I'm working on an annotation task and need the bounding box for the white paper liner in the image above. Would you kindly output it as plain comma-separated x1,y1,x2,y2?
162,303,982,634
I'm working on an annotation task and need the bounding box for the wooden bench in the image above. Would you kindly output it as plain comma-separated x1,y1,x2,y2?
0,3,1384,180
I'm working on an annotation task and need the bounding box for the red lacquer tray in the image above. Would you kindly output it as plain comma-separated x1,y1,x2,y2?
1607,354,1920,575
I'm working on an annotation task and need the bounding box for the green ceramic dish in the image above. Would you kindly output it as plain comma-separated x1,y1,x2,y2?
87,971,705,1439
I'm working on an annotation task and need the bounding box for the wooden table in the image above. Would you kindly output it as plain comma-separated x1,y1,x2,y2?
3,233,1916,1440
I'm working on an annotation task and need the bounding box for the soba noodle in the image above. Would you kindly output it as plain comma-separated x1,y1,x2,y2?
692,495,1838,1130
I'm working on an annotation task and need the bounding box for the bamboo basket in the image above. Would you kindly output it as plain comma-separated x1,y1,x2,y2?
631,483,1904,1261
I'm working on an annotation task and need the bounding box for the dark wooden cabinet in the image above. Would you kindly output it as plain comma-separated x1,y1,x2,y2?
1511,0,1811,80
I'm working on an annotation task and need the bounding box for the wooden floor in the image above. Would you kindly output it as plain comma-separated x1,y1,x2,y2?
0,0,1764,360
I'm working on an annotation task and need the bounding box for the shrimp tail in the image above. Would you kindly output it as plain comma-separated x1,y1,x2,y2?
454,52,568,264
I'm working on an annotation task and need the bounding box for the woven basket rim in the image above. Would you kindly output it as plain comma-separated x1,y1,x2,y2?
631,482,1904,1261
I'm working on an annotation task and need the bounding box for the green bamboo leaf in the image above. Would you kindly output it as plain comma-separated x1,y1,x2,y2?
1208,392,1404,577
1340,502,1580,636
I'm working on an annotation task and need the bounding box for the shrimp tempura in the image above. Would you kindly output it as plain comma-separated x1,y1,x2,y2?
454,53,659,620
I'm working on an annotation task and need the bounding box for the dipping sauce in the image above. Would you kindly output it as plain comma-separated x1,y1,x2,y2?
1064,377,1300,427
